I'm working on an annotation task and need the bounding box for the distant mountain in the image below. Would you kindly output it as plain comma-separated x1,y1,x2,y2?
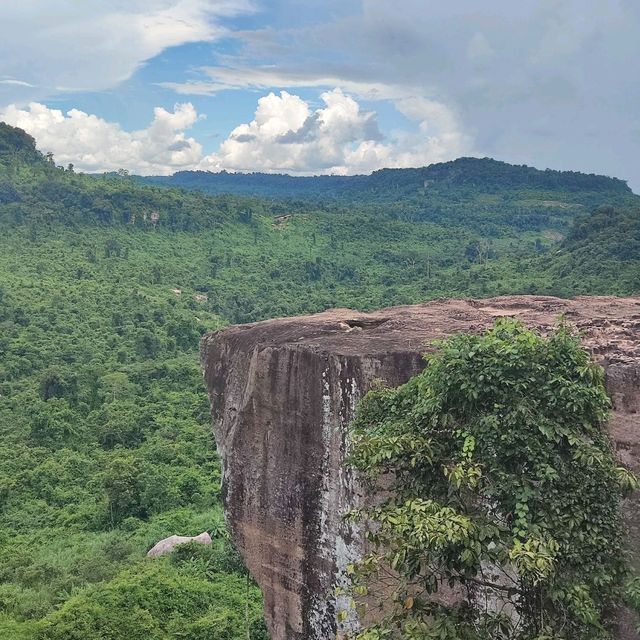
140,157,632,202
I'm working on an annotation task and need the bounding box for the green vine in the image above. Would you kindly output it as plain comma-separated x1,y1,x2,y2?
343,318,638,639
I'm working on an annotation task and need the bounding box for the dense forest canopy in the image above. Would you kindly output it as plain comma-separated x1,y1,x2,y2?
0,121,639,638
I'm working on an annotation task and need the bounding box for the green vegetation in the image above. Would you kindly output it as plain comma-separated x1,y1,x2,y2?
0,125,269,639
38,544,267,640
0,120,638,637
346,320,638,639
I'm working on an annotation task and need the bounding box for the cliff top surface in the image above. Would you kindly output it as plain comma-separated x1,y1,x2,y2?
204,295,640,365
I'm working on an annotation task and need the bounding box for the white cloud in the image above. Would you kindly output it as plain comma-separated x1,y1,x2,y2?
160,67,406,100
200,89,471,174
0,1,254,105
158,58,472,174
1,89,471,175
0,79,35,88
0,102,203,175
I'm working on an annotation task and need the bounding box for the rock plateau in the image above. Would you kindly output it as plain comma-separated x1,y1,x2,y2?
200,296,640,640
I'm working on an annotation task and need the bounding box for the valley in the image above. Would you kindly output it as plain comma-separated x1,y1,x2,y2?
0,122,639,638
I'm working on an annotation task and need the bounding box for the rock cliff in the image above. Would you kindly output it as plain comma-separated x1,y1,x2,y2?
200,296,640,639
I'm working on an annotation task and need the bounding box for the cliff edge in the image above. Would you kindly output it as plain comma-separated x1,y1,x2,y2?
200,296,640,639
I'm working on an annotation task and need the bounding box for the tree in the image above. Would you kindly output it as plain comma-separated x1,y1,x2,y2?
39,367,78,401
345,319,637,640
104,237,122,257
99,372,136,402
103,455,145,523
29,398,78,444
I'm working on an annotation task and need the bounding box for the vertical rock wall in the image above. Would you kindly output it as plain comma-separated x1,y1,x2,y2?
201,297,640,639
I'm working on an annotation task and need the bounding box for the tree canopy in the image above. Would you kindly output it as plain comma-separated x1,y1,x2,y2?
346,319,638,639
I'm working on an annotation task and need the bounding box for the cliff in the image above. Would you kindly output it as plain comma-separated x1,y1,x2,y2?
200,296,640,639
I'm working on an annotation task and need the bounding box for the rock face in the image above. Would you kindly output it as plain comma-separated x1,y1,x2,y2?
200,296,640,640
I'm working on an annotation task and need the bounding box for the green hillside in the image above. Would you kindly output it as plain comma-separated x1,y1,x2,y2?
0,121,639,639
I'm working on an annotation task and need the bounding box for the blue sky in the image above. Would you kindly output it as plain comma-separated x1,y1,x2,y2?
1,1,639,189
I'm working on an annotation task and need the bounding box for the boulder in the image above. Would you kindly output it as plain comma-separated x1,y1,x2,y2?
146,531,212,558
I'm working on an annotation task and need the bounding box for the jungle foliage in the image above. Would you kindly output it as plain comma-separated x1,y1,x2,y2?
0,120,638,638
346,320,638,639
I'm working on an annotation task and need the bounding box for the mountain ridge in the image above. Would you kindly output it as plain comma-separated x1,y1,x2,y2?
139,156,632,201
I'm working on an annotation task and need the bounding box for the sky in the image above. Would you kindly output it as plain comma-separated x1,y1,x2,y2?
0,1,639,189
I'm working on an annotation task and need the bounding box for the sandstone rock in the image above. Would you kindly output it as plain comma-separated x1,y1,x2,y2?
200,296,640,640
146,531,212,558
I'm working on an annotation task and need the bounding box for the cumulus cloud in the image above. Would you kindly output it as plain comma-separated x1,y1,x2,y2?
200,89,470,174
1,89,471,175
0,0,254,105
0,102,203,175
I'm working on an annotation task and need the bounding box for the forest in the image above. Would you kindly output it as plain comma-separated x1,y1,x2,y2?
0,121,639,638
